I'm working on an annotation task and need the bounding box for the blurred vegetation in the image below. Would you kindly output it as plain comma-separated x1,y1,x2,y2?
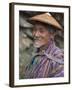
19,11,64,79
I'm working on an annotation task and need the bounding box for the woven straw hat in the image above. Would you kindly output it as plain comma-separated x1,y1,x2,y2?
28,13,63,31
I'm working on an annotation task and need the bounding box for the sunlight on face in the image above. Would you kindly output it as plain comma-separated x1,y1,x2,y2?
32,23,51,48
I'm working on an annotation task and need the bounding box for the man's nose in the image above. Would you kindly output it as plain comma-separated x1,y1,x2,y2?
34,30,40,37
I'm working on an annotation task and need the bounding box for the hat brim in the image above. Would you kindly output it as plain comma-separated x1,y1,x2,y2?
27,13,63,31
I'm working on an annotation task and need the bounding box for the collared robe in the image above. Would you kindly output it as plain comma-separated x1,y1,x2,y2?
24,39,64,78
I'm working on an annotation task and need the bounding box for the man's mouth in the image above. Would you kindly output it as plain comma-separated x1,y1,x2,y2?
34,37,42,41
34,39,42,43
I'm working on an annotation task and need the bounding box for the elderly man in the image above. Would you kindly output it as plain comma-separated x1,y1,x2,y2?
24,13,64,78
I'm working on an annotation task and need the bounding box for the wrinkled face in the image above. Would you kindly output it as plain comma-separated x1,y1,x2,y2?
32,23,51,48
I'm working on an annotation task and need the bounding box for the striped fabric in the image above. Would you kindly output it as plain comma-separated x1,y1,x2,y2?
24,39,64,78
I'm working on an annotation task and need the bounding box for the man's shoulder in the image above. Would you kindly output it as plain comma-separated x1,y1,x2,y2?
51,45,63,54
47,45,64,60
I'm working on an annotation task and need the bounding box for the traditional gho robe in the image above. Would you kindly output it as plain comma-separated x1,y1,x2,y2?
24,39,64,78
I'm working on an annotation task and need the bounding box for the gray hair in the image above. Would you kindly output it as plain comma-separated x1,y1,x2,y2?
46,24,57,34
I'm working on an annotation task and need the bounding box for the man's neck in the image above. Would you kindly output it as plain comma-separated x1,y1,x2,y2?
38,44,49,53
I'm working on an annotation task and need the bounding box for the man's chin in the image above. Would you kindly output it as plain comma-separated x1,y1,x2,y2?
33,43,42,48
34,44,41,48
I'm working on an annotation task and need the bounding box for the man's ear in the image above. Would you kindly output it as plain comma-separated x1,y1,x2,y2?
51,31,57,36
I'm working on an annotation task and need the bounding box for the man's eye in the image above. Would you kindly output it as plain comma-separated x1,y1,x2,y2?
39,29,45,33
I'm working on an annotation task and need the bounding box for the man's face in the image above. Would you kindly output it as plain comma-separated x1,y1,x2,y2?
32,23,51,48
